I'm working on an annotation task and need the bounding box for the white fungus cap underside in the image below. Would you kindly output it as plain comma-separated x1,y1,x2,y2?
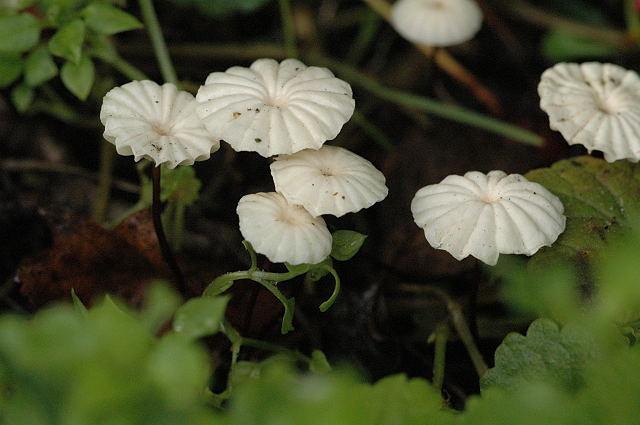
196,58,355,158
271,145,388,217
100,80,219,168
237,192,332,265
391,0,483,47
539,62,640,163
411,170,566,266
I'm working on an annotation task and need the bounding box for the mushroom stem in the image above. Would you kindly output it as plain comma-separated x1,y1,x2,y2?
152,165,187,294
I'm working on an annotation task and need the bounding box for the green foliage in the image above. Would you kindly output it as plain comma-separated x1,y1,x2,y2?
526,156,640,271
81,1,142,35
330,230,367,261
0,52,23,87
61,54,95,100
481,318,608,392
221,360,455,425
0,294,221,425
10,83,34,112
173,296,229,340
541,30,618,62
48,19,85,63
0,13,40,53
24,44,58,86
168,0,273,17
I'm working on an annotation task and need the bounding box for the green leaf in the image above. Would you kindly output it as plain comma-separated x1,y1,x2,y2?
309,350,331,373
0,52,23,87
60,55,94,100
138,282,181,333
542,30,618,62
526,156,640,271
160,165,201,205
24,45,57,87
203,274,236,297
70,289,88,316
168,0,273,17
48,19,85,63
330,230,367,261
11,83,34,112
82,2,143,35
172,296,229,340
481,318,605,392
0,13,40,53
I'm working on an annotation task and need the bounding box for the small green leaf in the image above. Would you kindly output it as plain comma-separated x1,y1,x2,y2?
309,350,331,373
306,257,333,282
160,166,201,205
331,230,367,261
70,289,88,316
48,19,85,63
24,45,57,87
0,13,40,53
284,262,311,275
172,296,229,340
60,55,94,100
0,52,23,87
11,83,34,112
203,274,236,296
82,2,143,35
138,282,181,333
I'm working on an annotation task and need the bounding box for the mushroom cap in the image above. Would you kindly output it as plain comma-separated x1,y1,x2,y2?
391,0,483,47
237,192,332,265
411,170,566,266
539,62,640,163
100,80,219,169
196,58,355,158
196,59,355,157
270,145,388,217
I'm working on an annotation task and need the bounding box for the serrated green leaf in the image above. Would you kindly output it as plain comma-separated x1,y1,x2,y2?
168,0,273,17
24,45,57,87
60,55,94,100
0,52,22,87
70,289,88,316
0,13,40,53
481,318,603,392
11,83,34,112
172,296,229,340
526,156,640,270
82,2,142,35
331,230,367,261
48,19,85,63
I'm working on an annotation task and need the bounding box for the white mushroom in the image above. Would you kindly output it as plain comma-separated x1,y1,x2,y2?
237,192,332,265
539,62,640,162
100,80,219,168
270,145,388,217
391,0,483,47
411,170,566,266
196,58,355,158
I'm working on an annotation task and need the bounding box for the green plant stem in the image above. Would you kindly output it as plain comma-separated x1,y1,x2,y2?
278,0,298,58
346,8,381,64
350,110,394,151
308,53,543,146
400,283,489,377
92,142,116,223
499,0,627,47
152,166,187,293
104,54,148,80
432,323,449,392
138,0,178,85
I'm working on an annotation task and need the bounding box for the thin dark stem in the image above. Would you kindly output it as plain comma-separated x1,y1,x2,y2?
152,165,187,293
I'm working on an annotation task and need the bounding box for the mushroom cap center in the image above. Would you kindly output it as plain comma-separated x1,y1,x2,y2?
151,122,173,137
425,0,445,9
276,203,311,225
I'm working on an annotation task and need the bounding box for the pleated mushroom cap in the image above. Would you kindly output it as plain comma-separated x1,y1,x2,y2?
391,0,483,47
539,62,640,162
411,171,566,266
237,192,332,265
270,145,388,217
196,58,355,158
100,80,219,168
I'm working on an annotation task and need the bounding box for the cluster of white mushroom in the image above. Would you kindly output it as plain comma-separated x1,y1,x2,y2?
100,58,388,266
